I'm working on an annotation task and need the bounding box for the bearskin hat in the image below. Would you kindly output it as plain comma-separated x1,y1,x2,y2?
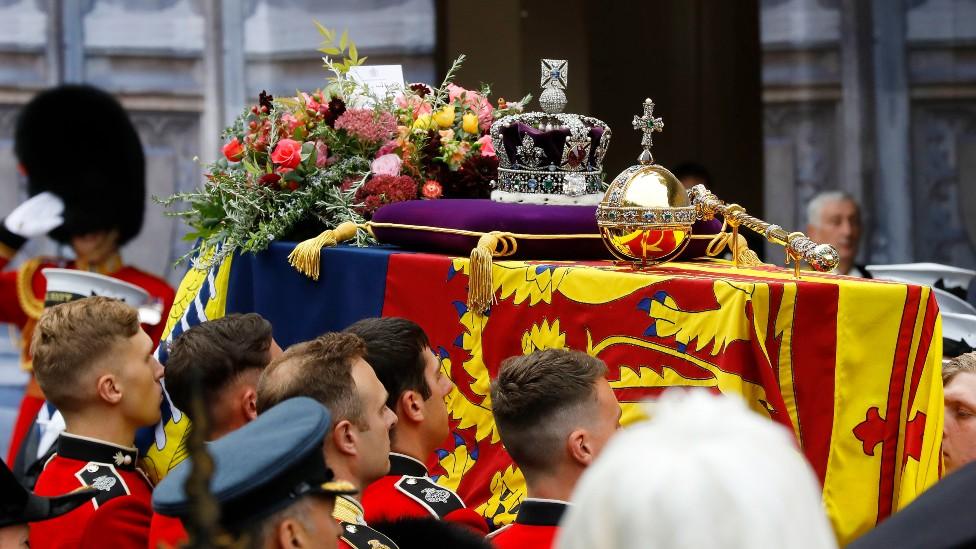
14,84,145,245
372,518,492,549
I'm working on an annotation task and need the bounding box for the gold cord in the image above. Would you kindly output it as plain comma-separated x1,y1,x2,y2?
16,258,44,320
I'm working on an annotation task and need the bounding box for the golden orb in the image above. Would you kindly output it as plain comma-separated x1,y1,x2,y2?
597,164,696,265
597,98,697,266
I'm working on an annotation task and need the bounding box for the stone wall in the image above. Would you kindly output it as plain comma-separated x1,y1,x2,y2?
1,0,973,278
761,0,976,268
0,0,435,285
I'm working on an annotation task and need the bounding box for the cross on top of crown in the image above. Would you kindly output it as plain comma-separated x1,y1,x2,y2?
541,59,568,90
632,98,663,165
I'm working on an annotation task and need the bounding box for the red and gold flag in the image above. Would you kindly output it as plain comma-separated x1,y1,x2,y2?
383,255,942,544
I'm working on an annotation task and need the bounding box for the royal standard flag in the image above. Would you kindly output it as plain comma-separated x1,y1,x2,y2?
140,244,942,546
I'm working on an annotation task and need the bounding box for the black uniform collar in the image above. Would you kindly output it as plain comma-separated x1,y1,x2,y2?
56,433,139,471
515,498,569,527
389,452,428,477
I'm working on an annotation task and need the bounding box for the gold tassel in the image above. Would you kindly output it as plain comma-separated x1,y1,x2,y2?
734,233,763,267
287,221,360,280
467,232,516,314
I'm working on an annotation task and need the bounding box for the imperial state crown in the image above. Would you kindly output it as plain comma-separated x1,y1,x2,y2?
490,59,611,205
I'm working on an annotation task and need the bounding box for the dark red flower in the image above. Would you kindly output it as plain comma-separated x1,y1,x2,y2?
442,154,497,199
259,90,274,112
408,82,433,98
258,173,281,187
324,97,347,127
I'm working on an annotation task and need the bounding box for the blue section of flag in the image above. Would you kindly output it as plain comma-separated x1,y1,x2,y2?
136,243,395,455
224,243,394,347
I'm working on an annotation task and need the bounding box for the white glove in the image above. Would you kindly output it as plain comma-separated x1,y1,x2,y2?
3,191,65,237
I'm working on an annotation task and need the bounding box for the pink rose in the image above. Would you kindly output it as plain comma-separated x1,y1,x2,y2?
315,140,329,168
476,135,496,157
447,83,468,104
270,139,302,169
302,92,321,113
371,153,402,177
281,114,302,134
222,137,244,162
475,98,494,131
397,94,433,119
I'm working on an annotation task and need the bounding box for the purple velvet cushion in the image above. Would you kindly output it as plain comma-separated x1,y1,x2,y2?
370,199,723,261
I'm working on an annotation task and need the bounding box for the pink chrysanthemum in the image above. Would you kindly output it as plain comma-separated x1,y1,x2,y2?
334,108,398,143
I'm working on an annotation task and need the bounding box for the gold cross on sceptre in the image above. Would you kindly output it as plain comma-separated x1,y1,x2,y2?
632,98,663,165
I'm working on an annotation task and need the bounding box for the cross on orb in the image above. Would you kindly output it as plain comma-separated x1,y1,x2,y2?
632,98,663,165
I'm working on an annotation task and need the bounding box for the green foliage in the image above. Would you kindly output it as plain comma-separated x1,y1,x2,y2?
155,156,371,269
315,22,366,74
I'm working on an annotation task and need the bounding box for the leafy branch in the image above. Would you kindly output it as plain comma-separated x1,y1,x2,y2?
315,22,366,74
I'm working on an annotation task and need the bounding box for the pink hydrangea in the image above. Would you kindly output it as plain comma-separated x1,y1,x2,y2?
334,108,398,143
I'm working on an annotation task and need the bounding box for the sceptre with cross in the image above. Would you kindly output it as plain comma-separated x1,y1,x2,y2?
632,98,663,165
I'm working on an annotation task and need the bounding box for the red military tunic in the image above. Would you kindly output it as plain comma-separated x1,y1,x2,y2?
30,433,154,549
333,494,400,549
488,499,569,549
362,453,488,534
79,495,153,549
0,237,174,465
147,511,188,549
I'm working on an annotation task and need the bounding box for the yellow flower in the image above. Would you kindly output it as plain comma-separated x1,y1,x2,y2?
462,112,478,134
433,105,456,128
413,114,434,130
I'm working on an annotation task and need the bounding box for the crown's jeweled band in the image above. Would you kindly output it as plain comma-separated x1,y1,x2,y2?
493,168,603,197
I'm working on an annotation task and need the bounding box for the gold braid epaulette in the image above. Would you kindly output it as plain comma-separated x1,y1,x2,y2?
16,258,45,320
333,494,364,524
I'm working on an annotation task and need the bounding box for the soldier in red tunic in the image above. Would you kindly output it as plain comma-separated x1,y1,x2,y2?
144,313,281,549
486,349,621,548
1,85,174,468
256,332,401,549
346,317,488,534
27,297,164,549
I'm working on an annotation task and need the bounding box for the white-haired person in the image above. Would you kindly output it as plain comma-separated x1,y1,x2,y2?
805,190,866,277
556,390,838,549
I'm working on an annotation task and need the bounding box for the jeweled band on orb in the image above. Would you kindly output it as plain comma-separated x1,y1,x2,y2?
596,206,697,226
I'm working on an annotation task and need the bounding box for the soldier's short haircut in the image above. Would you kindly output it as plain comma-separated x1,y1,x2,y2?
164,313,273,423
490,349,607,478
256,332,368,429
31,297,140,413
344,317,432,410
